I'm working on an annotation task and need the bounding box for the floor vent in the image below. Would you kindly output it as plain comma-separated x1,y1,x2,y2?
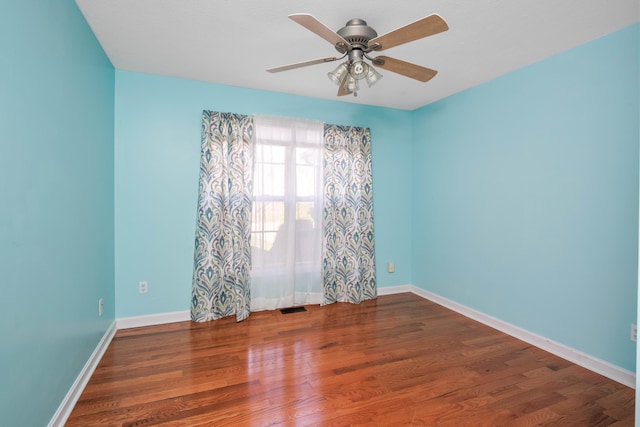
280,306,307,314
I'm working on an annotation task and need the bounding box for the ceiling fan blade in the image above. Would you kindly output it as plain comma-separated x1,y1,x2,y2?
267,56,340,73
289,13,349,48
337,74,351,96
373,56,438,82
369,14,448,51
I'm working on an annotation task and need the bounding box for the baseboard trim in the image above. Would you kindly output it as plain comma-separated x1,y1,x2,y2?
378,284,414,295
116,310,191,329
383,285,635,388
48,321,117,427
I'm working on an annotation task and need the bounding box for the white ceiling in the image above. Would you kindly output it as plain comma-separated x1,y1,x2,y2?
75,0,639,110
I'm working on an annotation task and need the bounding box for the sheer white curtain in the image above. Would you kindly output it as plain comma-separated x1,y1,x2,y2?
250,115,324,311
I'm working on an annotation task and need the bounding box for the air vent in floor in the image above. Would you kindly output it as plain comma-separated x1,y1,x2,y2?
280,306,307,314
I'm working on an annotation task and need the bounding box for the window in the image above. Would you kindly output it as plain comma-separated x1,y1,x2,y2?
252,141,321,265
250,116,324,310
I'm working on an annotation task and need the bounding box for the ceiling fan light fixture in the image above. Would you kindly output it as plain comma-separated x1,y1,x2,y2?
365,66,383,88
328,63,348,85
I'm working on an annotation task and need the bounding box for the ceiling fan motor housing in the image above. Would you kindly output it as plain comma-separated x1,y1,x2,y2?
336,18,378,52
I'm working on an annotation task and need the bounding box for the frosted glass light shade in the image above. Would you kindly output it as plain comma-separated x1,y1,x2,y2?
346,75,359,93
365,66,383,87
328,63,348,85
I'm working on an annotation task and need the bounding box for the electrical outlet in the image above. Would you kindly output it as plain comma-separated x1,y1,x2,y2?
139,281,148,294
631,324,637,342
387,262,395,273
98,298,103,317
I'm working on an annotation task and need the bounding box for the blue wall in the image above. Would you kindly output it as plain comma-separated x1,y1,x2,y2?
0,1,115,425
411,24,639,371
114,71,414,317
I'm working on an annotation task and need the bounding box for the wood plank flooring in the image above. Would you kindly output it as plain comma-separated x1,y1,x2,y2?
66,293,634,426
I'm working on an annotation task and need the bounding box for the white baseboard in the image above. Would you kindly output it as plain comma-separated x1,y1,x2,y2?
48,321,117,427
378,284,414,295
382,285,635,388
116,310,190,329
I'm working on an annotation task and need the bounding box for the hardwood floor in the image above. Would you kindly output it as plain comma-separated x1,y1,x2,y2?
66,293,634,426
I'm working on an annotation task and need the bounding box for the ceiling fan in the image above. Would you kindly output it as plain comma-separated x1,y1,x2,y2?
267,13,449,97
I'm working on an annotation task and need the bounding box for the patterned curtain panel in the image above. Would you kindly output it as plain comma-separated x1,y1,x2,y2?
322,124,377,304
191,111,254,322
